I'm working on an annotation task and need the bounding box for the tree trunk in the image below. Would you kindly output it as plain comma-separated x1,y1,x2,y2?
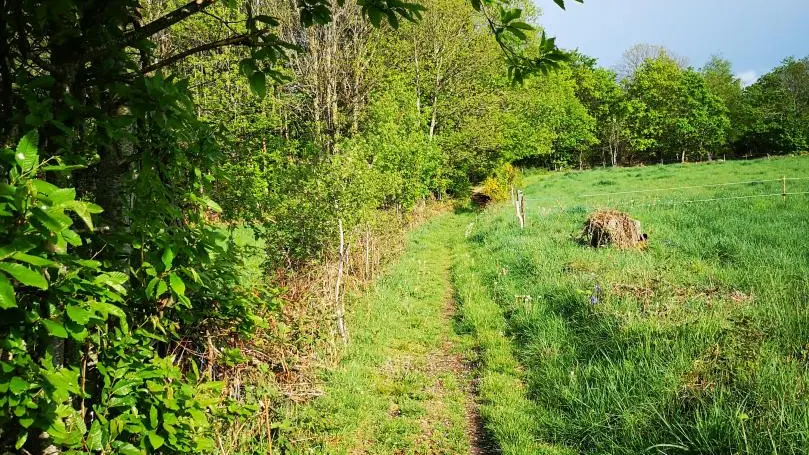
428,96,438,140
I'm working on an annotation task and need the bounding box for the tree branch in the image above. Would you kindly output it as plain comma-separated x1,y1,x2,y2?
141,34,251,74
123,0,216,48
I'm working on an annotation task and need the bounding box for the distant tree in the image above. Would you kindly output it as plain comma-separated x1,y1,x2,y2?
736,57,809,155
614,43,688,80
570,52,629,166
624,55,728,163
701,56,744,147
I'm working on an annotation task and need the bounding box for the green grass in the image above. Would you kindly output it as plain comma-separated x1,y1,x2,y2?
283,156,809,454
453,248,574,455
285,214,474,454
462,156,809,453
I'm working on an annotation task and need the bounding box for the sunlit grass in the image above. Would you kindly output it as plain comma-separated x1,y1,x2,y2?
464,156,809,453
286,215,471,454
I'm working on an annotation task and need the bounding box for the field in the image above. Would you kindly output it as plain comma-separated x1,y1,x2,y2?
465,156,809,453
288,155,809,454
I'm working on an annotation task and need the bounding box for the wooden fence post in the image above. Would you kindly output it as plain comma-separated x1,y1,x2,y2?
335,219,348,344
782,176,787,201
516,190,526,229
519,192,526,229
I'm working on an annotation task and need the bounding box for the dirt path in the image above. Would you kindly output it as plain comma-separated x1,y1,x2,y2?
286,213,492,454
425,285,495,455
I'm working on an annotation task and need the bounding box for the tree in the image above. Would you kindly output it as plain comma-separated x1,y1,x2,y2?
701,55,744,147
614,43,688,80
735,57,809,155
624,55,729,163
570,53,629,166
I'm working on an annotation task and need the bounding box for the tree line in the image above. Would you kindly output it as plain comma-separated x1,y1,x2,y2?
560,46,809,168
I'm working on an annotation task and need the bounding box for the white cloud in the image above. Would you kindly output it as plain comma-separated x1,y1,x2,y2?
736,70,758,87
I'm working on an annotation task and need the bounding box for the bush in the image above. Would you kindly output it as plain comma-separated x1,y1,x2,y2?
481,163,523,201
0,134,267,453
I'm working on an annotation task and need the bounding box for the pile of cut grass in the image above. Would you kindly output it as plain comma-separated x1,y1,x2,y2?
464,156,809,453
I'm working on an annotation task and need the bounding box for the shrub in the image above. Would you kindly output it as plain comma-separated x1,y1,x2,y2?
481,163,523,201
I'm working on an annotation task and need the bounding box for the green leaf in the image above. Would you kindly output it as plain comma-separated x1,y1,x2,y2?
0,262,48,289
11,252,58,267
385,10,399,29
0,273,16,309
95,272,128,294
202,196,222,213
110,378,141,396
188,408,206,425
30,206,72,233
510,21,533,30
46,188,76,205
254,14,279,26
10,376,29,394
155,280,168,297
89,301,129,333
508,27,526,40
42,368,80,404
367,6,383,27
117,443,142,455
65,321,89,341
63,200,95,230
62,228,82,247
161,247,174,271
41,320,68,338
148,432,165,450
169,273,186,296
32,180,60,195
15,431,28,450
149,406,159,428
86,419,104,451
249,71,267,98
66,305,94,324
239,58,258,77
15,132,38,173
19,416,34,428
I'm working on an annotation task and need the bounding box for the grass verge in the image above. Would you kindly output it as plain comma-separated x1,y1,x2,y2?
452,246,574,455
283,214,472,454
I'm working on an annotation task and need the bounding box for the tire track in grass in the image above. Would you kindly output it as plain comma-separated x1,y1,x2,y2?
452,247,575,455
289,213,489,454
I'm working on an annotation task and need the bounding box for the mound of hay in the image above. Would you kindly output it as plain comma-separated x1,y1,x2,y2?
582,210,644,249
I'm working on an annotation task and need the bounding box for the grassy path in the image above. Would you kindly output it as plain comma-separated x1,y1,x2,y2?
290,214,483,454
288,210,559,454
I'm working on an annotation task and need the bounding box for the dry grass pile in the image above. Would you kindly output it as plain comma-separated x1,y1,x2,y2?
582,209,645,249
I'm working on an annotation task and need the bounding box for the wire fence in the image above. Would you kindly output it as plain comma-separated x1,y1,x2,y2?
511,175,809,224
522,177,809,202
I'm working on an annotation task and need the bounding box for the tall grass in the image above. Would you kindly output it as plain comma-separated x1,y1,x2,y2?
465,157,809,453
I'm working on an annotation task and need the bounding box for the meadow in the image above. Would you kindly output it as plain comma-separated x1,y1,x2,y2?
462,156,809,453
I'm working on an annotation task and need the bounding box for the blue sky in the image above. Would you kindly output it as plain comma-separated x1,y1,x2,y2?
538,0,808,85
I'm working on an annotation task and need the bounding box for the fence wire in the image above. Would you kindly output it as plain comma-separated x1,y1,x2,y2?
514,176,809,215
522,176,809,202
